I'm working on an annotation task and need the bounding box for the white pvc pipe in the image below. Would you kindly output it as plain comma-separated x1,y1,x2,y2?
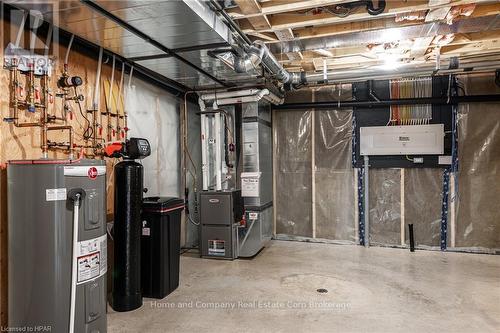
108,55,115,112
200,89,261,100
215,95,262,106
93,47,104,110
215,113,222,191
69,195,80,333
263,92,284,105
214,89,271,106
200,89,283,106
201,114,208,191
117,62,125,109
64,34,74,66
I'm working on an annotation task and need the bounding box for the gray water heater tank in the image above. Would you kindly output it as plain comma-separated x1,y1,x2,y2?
8,159,107,333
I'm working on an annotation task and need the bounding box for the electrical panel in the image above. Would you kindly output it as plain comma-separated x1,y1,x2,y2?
360,124,444,156
352,77,453,168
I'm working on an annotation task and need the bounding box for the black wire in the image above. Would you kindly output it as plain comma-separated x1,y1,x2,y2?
74,86,93,140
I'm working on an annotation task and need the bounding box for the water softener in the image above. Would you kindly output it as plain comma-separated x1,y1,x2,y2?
8,159,107,333
111,138,151,312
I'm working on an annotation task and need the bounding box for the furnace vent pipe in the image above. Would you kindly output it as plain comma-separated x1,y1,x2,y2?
198,89,283,109
200,89,263,100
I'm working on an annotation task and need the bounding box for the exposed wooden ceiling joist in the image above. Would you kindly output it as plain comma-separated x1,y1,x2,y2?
277,31,500,69
227,0,346,19
238,0,494,32
230,0,500,76
233,0,272,30
272,2,500,44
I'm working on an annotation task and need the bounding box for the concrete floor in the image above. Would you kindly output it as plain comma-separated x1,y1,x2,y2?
108,241,500,333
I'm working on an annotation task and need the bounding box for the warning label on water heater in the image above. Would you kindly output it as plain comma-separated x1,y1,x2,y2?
76,234,107,284
45,188,67,201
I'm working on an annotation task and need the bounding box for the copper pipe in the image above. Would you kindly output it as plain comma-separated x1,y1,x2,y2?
11,59,21,127
46,125,74,158
16,122,40,128
27,60,35,111
41,73,50,158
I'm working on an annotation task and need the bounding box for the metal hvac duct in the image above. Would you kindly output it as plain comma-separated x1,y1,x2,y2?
232,41,302,86
304,56,500,84
269,14,500,54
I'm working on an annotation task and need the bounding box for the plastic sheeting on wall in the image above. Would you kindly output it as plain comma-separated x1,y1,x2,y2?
315,109,356,242
126,77,180,197
453,74,500,251
369,169,401,246
275,85,356,242
404,168,442,247
274,76,500,252
275,110,312,237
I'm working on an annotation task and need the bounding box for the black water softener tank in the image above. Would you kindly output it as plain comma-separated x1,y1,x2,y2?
112,138,151,312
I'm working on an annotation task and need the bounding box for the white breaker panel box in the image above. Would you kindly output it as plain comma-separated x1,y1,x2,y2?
360,124,444,156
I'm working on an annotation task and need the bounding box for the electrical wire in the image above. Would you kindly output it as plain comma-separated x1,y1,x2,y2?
74,86,93,140
389,77,432,125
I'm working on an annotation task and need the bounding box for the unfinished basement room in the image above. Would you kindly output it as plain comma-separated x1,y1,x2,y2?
0,0,499,332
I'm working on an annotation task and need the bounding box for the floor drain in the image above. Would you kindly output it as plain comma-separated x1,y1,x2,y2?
316,288,328,294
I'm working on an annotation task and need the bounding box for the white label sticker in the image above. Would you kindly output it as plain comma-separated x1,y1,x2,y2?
76,234,107,284
208,240,225,256
241,172,261,198
46,188,67,201
248,212,259,220
78,252,100,283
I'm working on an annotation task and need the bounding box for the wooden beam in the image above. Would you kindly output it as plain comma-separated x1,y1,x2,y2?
227,0,346,19
261,2,500,43
276,30,500,70
233,0,272,30
247,31,278,42
411,37,435,58
240,0,494,32
272,17,420,43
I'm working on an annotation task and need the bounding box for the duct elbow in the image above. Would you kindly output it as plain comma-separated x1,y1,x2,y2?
234,41,308,87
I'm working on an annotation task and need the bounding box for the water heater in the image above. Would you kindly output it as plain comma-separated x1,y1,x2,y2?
8,159,107,333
